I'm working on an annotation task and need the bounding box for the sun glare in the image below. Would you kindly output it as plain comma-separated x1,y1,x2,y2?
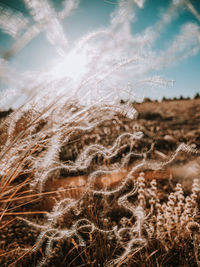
52,51,88,83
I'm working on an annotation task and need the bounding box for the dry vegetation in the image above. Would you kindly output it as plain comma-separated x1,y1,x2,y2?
0,98,200,267
0,0,200,266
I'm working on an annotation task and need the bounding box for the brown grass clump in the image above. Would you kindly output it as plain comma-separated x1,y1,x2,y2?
1,170,199,266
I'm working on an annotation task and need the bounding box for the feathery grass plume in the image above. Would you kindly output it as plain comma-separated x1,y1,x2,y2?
137,172,146,208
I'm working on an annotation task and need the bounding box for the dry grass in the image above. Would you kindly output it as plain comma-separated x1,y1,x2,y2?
0,101,199,267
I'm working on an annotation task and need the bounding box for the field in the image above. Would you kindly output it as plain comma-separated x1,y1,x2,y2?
0,0,200,266
0,97,200,267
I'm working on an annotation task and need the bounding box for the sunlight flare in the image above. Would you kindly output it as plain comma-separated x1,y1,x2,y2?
52,50,88,83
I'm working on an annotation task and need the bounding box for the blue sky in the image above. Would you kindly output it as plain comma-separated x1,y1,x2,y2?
0,0,200,101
